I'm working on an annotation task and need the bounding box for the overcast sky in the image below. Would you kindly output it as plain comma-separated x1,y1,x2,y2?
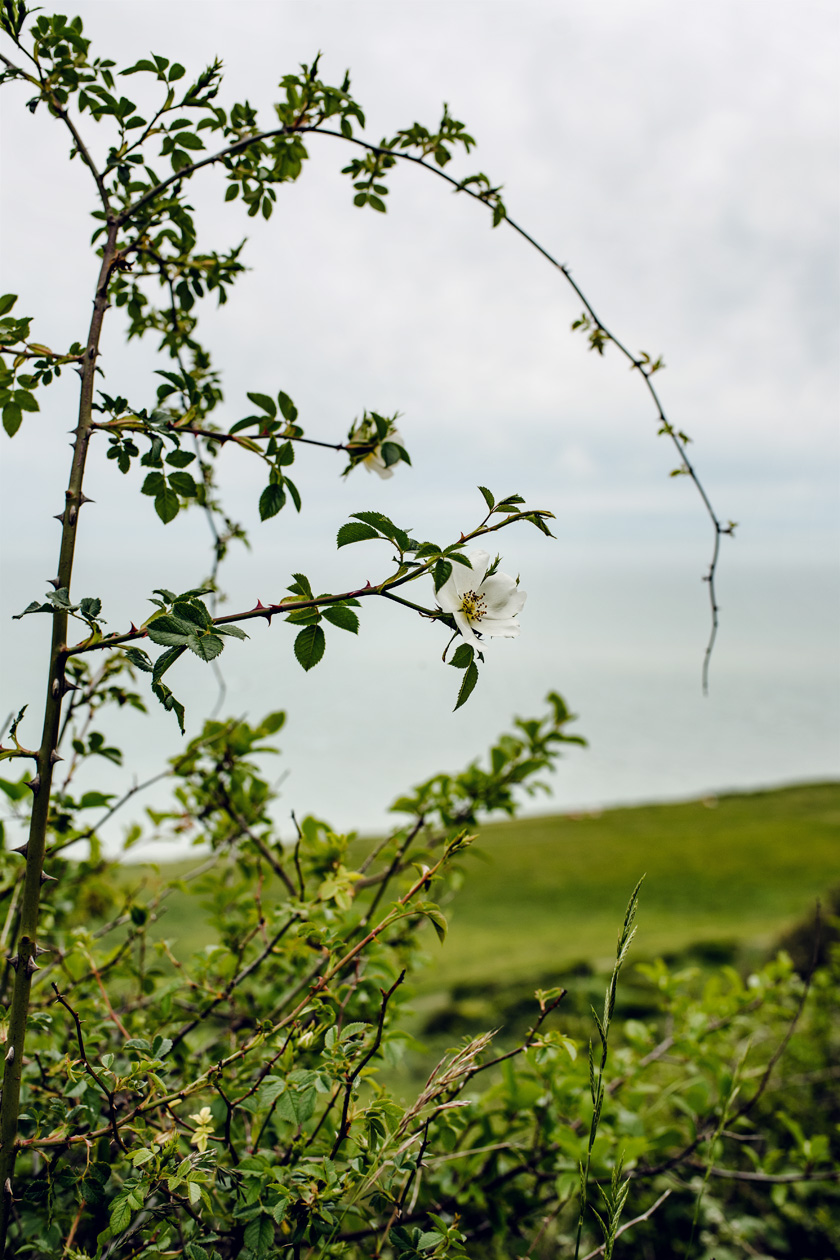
1,1,838,846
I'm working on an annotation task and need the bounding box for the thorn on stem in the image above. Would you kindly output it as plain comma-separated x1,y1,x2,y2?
4,1046,13,1066
50,750,64,764
3,1178,12,1200
11,843,28,857
47,576,61,589
26,956,40,974
26,775,40,796
41,871,59,885
6,956,19,972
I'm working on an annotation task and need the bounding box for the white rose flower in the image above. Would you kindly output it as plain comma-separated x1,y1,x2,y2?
436,549,526,646
363,429,405,480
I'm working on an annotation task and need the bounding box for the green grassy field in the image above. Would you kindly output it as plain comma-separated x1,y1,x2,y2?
133,781,839,995
423,780,840,989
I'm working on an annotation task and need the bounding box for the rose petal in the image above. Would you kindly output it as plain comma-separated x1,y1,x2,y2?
482,616,521,638
480,573,526,616
453,609,482,645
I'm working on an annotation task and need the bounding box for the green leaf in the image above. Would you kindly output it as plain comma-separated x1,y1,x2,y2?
151,679,186,733
275,1073,318,1124
337,521,379,548
422,906,447,943
2,402,22,437
288,572,313,599
286,477,302,512
173,130,204,150
169,471,197,497
109,1194,132,1233
15,390,39,413
155,486,180,523
322,604,359,634
166,448,195,468
216,623,248,640
172,601,211,628
147,615,196,645
121,59,158,75
185,633,224,661
12,600,53,619
0,295,18,317
454,661,479,711
478,485,495,511
277,391,297,422
141,472,165,496
294,625,325,672
152,645,186,682
284,608,321,626
170,148,192,172
276,440,295,466
247,392,277,418
125,647,153,672
259,483,285,520
257,711,286,735
449,643,474,670
351,510,394,535
244,1214,274,1256
433,560,452,592
79,596,102,619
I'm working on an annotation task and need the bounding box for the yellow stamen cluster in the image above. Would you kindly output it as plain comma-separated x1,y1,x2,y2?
460,590,487,622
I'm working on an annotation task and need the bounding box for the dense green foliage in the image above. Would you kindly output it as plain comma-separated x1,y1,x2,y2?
1,704,838,1257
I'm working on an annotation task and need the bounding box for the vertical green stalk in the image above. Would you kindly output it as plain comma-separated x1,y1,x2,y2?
574,877,642,1260
0,224,119,1251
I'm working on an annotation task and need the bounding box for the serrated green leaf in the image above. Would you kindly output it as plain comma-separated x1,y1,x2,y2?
169,471,197,497
172,601,211,628
337,522,379,548
284,608,321,626
449,643,474,670
109,1195,132,1233
454,660,479,711
15,390,39,413
151,679,185,733
478,485,495,511
244,1214,274,1255
277,390,297,422
285,477,302,512
0,295,18,317
173,130,203,150
259,483,285,520
247,391,276,418
125,647,153,672
322,604,359,634
152,644,186,682
12,600,53,619
185,633,224,661
3,403,22,437
351,510,393,534
146,615,195,644
294,625,325,672
434,560,452,592
155,486,180,523
216,623,248,640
